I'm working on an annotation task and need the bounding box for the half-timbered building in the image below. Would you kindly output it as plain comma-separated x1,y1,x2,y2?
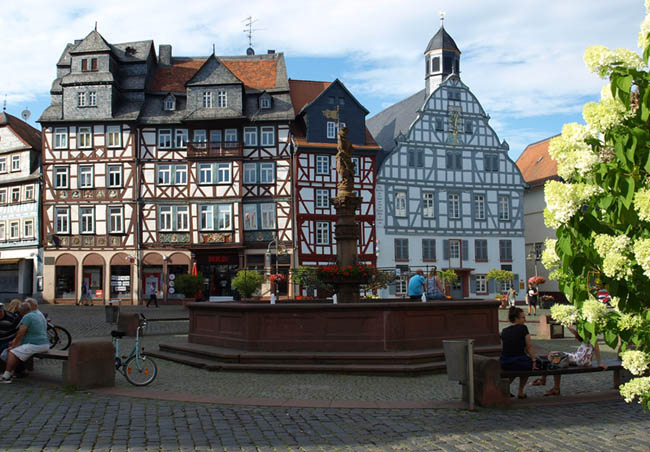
0,111,42,300
139,46,294,300
39,31,154,304
289,80,380,269
368,26,526,299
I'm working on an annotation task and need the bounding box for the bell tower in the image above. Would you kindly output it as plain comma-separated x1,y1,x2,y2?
425,13,461,97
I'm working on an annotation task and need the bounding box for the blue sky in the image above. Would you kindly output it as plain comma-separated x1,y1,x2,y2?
1,0,645,160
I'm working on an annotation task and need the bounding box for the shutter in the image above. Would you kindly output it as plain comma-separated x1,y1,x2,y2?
81,59,88,71
514,274,520,293
389,283,396,295
471,195,476,219
446,152,453,169
91,58,98,71
432,239,436,261
443,240,449,260
488,278,495,294
470,275,476,293
456,152,462,169
417,149,424,167
462,240,469,261
484,240,489,260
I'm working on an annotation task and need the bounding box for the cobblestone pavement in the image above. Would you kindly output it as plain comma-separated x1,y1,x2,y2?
1,384,649,452
32,304,622,402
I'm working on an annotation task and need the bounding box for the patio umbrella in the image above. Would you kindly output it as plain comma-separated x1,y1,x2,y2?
191,263,198,276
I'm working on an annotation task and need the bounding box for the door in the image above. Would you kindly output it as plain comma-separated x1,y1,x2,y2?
449,239,461,269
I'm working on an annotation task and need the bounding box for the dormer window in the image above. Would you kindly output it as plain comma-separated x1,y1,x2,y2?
164,95,176,111
81,57,98,72
217,90,227,108
202,92,213,108
78,92,86,107
259,94,271,109
88,91,96,107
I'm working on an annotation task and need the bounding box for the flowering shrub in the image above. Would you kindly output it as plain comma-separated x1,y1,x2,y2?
528,276,546,286
268,273,286,284
550,304,579,327
545,1,650,409
316,264,377,281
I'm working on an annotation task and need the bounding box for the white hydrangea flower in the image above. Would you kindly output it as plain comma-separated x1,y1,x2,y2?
581,297,608,325
617,312,644,330
544,181,603,229
621,350,650,376
620,376,650,403
633,238,650,279
611,48,646,72
584,45,613,77
541,238,559,271
593,234,634,280
548,123,600,180
640,15,650,49
646,0,650,13
634,188,650,222
610,296,621,312
583,84,633,133
550,304,579,327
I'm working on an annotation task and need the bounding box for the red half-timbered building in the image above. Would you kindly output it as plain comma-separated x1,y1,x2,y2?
289,80,380,269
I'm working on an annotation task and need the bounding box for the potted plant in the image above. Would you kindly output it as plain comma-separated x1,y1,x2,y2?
291,265,333,298
540,294,555,309
438,269,458,298
231,270,265,300
174,273,205,301
528,276,546,286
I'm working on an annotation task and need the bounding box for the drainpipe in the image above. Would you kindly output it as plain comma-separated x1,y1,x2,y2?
289,133,298,297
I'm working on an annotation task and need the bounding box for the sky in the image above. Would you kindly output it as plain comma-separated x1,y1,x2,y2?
0,0,645,160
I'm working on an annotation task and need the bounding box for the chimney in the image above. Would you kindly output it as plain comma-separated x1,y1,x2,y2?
267,49,275,54
159,45,172,66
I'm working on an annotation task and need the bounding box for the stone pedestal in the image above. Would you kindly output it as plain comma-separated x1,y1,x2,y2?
331,194,362,303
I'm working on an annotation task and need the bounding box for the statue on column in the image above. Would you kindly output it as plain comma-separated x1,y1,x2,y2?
336,126,355,195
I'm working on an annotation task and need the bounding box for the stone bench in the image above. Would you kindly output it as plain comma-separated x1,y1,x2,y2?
470,355,624,407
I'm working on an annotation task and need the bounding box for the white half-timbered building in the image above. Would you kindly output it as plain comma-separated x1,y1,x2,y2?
368,26,526,299
0,112,42,300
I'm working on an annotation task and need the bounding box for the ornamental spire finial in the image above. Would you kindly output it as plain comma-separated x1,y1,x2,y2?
440,11,445,27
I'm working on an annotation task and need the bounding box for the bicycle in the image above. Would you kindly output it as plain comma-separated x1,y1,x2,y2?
44,314,72,350
111,313,158,386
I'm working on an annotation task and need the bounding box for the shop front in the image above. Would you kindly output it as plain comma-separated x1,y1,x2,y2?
110,253,134,302
195,251,241,299
82,253,105,303
55,253,78,302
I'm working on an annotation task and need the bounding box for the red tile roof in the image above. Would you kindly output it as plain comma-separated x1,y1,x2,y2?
0,112,41,150
150,58,278,93
516,136,559,187
289,80,331,114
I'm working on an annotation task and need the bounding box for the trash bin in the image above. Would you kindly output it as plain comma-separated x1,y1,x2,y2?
105,300,120,324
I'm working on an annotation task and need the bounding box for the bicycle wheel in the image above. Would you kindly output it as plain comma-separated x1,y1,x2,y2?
47,325,72,350
124,354,157,386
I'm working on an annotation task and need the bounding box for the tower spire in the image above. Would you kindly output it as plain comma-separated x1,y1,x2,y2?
440,11,445,27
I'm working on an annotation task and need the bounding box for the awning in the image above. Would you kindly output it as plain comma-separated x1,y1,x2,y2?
0,258,22,264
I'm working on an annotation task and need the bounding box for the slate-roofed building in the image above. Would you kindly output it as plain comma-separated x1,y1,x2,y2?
516,136,562,298
0,111,42,300
368,25,527,299
288,79,381,272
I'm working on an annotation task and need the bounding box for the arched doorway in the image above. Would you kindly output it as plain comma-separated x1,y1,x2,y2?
82,253,105,303
54,254,77,301
110,253,133,302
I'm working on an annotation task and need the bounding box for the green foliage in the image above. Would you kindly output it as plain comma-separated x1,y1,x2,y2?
174,273,204,298
363,269,397,292
486,269,514,282
291,266,332,292
438,269,459,287
231,270,265,299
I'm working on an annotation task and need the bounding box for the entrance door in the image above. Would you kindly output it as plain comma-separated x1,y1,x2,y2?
451,277,463,299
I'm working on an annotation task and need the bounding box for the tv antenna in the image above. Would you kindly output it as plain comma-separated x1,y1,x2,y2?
243,16,263,55
2,95,6,112
21,108,31,121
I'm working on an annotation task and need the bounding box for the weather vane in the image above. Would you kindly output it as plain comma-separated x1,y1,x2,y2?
440,11,445,26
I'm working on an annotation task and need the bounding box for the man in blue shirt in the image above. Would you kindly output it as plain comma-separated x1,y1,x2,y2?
408,269,426,300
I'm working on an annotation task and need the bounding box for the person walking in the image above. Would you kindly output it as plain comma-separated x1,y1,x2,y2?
507,284,517,308
78,281,88,306
407,269,426,300
146,282,159,308
527,282,538,315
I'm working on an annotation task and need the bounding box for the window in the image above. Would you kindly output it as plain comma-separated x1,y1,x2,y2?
81,57,97,72
217,163,231,183
54,128,68,149
157,164,171,185
423,192,435,218
159,206,172,231
316,189,330,208
485,154,499,172
395,238,409,260
395,191,407,217
316,221,330,245
108,165,122,187
175,129,188,148
243,163,256,184
108,206,124,234
0,223,4,240
199,205,214,231
224,129,237,144
175,165,187,185
79,166,94,188
534,242,544,260
157,164,187,186
499,239,512,261
500,278,513,292
158,129,172,148
475,239,488,261
11,155,20,172
78,126,92,149
54,166,69,189
260,126,275,146
449,240,460,259
193,130,207,148
316,155,330,175
243,204,257,230
474,194,486,220
217,90,227,108
260,163,274,184
175,206,189,231
9,221,19,240
475,275,487,294
80,207,94,234
259,96,271,109
244,127,257,146
498,195,510,220
448,193,460,219
164,95,175,111
202,91,213,108
464,120,473,134
408,149,424,167
23,219,34,238
106,125,121,148
0,158,6,173
198,164,213,184
217,205,232,230
446,151,462,170
261,203,276,229
423,239,436,261
210,130,222,143
55,207,70,234
435,118,444,131
0,190,6,204
11,187,20,203
24,185,34,201
326,121,336,139
88,91,96,106
351,157,360,176
78,92,86,107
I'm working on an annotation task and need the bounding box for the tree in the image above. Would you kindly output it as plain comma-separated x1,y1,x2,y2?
545,2,650,408
231,270,265,299
439,269,459,295
291,265,332,295
486,269,514,291
362,269,396,295
174,273,204,298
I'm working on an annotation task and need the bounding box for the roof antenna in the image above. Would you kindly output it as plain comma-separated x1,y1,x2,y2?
2,95,6,112
243,16,262,55
94,21,97,31
212,43,215,55
440,11,445,27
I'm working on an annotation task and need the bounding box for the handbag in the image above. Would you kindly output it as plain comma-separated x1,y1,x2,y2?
547,352,569,369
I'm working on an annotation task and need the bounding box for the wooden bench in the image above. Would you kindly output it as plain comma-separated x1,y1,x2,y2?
501,359,624,387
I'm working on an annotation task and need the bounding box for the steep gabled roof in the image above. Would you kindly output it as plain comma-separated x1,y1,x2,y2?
0,112,42,150
515,135,560,187
289,79,368,116
69,30,112,54
221,58,280,90
185,55,242,86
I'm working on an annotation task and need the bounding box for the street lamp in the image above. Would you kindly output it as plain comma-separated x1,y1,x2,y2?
265,233,287,299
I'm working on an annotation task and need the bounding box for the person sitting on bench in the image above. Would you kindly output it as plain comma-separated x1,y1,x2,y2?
0,303,21,355
500,306,538,399
530,327,607,396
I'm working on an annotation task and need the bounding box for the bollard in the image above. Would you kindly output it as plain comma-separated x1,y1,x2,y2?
442,338,475,410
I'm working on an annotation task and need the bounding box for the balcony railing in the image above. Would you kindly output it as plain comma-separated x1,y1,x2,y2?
187,141,243,158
